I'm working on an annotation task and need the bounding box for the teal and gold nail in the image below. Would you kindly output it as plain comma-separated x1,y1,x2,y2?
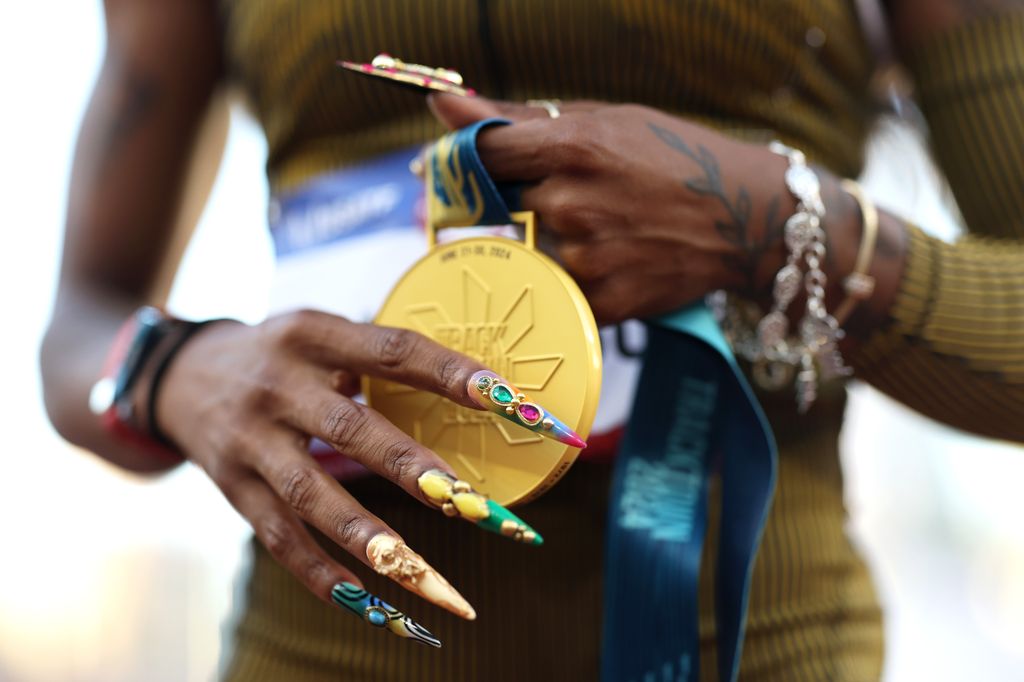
467,370,587,449
417,469,543,545
330,582,442,648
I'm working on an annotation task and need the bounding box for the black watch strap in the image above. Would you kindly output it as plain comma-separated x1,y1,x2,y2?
144,318,223,448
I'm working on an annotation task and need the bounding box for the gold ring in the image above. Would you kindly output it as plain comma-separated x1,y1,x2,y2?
526,99,561,119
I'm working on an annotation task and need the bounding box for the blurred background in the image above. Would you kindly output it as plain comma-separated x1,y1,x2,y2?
2,3,1022,681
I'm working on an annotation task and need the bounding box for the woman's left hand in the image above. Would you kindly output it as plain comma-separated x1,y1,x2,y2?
428,94,794,325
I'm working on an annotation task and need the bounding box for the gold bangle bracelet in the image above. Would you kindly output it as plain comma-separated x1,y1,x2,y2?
834,179,879,326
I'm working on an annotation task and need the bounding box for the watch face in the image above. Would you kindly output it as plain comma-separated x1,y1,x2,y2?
365,236,602,506
89,376,116,416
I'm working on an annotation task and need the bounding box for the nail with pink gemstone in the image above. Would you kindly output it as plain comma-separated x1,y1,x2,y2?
466,370,587,448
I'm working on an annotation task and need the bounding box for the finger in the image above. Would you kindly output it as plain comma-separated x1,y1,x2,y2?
428,92,604,128
427,92,506,129
427,93,550,126
328,368,362,396
249,430,477,620
412,96,548,180
280,313,587,448
225,473,444,645
284,387,545,544
223,471,360,599
285,313,486,409
427,92,555,181
427,94,608,182
522,99,605,118
285,390,448,494
519,176,603,240
474,115,606,182
474,118,556,181
580,272,694,326
551,231,700,284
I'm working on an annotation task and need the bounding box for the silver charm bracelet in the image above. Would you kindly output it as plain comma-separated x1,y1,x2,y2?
713,143,849,413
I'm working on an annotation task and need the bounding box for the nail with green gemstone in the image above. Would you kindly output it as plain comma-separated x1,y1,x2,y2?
417,469,543,545
466,370,587,449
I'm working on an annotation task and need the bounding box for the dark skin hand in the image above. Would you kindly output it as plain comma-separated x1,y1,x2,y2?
39,0,495,611
420,0,1024,351
157,311,493,603
41,0,1011,611
426,94,906,347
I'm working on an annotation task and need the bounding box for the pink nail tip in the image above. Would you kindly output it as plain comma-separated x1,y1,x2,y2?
565,434,587,449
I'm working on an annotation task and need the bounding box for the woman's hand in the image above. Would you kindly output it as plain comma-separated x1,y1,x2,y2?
429,95,798,324
152,309,558,642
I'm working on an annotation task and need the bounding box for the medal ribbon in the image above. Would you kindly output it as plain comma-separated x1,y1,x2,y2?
429,118,778,682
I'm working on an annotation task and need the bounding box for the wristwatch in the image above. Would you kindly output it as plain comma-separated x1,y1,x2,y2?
89,306,207,457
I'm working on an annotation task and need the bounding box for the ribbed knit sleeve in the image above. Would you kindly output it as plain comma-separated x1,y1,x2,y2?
852,14,1024,442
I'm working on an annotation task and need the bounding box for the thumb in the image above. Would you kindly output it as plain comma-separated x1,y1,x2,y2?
427,92,505,130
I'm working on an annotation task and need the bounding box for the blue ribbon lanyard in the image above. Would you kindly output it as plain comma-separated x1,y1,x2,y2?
428,119,778,682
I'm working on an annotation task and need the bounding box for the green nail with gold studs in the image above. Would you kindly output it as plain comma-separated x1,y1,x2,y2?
417,469,543,545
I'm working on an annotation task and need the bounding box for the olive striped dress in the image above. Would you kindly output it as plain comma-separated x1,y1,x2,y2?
215,2,1024,679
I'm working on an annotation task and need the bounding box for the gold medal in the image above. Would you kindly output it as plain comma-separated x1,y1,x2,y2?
365,212,602,505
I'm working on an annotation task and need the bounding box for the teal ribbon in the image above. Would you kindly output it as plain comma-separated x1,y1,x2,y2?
427,119,777,682
601,308,776,682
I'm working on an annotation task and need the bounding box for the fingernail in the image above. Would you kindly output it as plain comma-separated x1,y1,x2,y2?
330,581,442,647
467,370,587,449
366,533,476,621
418,469,544,546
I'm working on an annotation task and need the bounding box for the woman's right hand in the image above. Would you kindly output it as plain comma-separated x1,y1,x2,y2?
153,309,564,643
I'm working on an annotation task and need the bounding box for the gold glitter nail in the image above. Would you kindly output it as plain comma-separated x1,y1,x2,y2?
366,533,476,621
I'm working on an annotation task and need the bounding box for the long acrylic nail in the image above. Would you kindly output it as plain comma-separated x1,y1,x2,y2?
418,469,544,545
330,581,442,647
366,533,476,621
467,370,587,448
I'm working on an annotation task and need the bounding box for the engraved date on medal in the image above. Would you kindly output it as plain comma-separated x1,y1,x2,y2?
439,243,512,262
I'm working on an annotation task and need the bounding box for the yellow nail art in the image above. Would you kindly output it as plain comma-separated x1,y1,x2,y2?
419,471,455,502
416,469,545,545
451,492,490,520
